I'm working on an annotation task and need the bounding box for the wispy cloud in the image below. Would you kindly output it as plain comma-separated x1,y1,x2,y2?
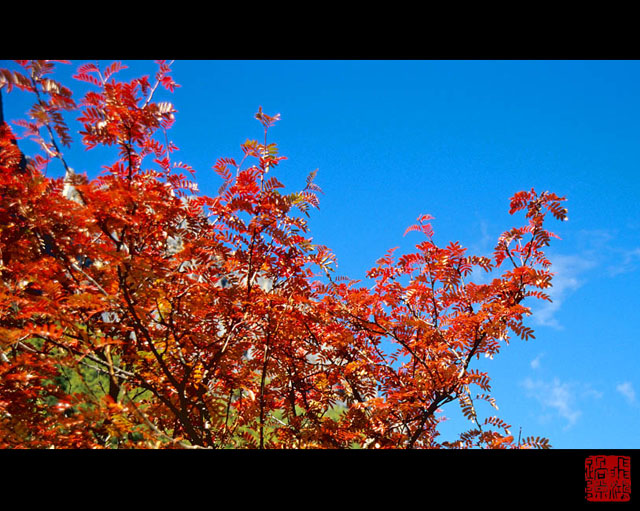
575,228,640,277
607,248,640,277
521,377,601,430
616,381,636,405
530,353,544,370
531,253,596,329
468,226,638,329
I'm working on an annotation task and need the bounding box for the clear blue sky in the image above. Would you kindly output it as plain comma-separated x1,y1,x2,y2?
3,60,639,448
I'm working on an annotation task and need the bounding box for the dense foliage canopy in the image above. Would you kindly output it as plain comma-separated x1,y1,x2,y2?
0,60,567,448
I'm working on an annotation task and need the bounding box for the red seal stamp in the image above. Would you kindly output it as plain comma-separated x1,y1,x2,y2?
585,455,631,502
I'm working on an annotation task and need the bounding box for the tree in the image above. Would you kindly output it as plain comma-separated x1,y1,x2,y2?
0,60,567,449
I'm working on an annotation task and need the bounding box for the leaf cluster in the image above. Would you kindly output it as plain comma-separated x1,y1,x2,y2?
0,61,566,449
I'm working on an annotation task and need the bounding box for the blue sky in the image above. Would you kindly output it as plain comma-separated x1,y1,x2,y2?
3,60,639,448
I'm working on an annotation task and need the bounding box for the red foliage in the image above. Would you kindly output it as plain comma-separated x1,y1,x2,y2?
0,61,566,449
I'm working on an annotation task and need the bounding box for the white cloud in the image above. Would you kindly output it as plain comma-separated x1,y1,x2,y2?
527,229,640,329
530,253,596,330
616,381,636,404
521,377,604,429
467,227,638,330
607,248,640,277
530,353,544,370
575,229,640,277
521,377,582,429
